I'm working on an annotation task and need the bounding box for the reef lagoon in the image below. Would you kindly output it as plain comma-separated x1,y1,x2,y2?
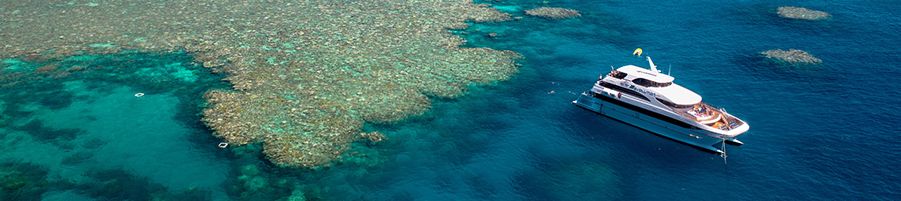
2,0,901,200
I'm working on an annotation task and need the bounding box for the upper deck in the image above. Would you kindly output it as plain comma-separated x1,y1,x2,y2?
616,65,674,83
606,65,701,106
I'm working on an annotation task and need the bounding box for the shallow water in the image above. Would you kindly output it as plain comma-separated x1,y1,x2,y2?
2,0,901,200
1,51,230,200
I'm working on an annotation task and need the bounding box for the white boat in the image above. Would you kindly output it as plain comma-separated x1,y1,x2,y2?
572,56,749,153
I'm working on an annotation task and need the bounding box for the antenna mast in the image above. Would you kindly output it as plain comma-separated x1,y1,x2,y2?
646,56,660,73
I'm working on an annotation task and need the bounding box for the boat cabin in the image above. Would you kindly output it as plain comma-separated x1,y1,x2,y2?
606,65,702,106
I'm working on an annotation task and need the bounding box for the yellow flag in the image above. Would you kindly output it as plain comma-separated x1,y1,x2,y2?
632,48,643,57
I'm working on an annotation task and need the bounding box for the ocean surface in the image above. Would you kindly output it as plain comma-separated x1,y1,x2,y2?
2,0,900,200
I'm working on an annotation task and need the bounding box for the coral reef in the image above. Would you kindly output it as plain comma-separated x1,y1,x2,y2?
525,7,582,19
777,6,830,21
224,162,299,200
284,187,307,201
14,120,83,142
81,138,107,149
0,162,50,201
0,160,215,201
72,169,211,201
60,151,94,166
0,0,520,168
761,49,822,64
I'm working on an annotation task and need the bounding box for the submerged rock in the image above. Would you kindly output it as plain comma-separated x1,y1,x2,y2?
777,6,830,21
487,32,498,39
761,49,822,64
524,7,581,20
360,131,386,144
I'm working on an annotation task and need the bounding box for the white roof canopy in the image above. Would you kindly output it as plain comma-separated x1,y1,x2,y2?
651,84,702,105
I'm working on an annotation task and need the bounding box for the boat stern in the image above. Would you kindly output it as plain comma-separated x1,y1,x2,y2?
572,91,602,112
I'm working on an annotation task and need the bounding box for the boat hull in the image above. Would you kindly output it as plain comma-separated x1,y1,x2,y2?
573,92,730,153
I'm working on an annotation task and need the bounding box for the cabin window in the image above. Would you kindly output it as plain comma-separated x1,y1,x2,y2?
596,95,697,129
600,82,649,101
632,78,672,87
656,98,694,108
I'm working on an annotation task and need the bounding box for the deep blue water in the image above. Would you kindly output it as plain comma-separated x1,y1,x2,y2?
2,0,900,200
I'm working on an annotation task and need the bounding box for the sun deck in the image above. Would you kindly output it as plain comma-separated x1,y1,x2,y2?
675,103,745,131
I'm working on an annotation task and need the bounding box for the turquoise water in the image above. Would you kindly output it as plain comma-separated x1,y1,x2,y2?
1,51,230,200
3,0,901,200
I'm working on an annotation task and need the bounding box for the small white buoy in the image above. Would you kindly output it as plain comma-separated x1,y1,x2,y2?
134,92,145,97
217,142,229,148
